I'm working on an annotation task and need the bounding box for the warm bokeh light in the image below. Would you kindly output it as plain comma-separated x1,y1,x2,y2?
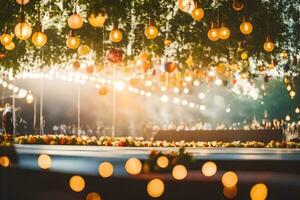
14,22,32,40
219,25,230,40
172,165,187,180
66,35,81,49
1,33,12,46
32,31,48,47
201,161,217,176
221,171,238,188
88,13,106,28
241,51,248,60
160,95,169,103
285,114,291,121
240,20,253,35
0,156,10,167
250,183,268,200
4,42,15,51
198,92,205,99
295,107,300,114
125,158,142,175
109,28,123,43
69,175,85,192
223,186,238,199
191,7,204,21
145,19,159,40
263,37,275,52
78,44,91,56
98,161,114,178
156,156,169,168
147,178,165,198
68,13,84,29
86,192,102,200
208,27,219,41
37,154,52,170
16,0,30,5
26,92,34,103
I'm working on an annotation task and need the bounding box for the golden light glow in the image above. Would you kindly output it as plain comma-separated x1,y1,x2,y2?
37,154,52,170
77,44,91,56
223,186,238,199
0,156,10,167
172,165,187,180
219,25,230,40
14,22,32,40
1,34,12,46
295,107,300,114
88,13,106,28
191,8,204,21
201,161,217,176
147,178,165,198
263,37,275,52
69,175,85,192
32,31,47,47
164,39,172,46
26,92,34,104
208,26,219,41
156,156,169,168
98,86,108,96
240,20,253,35
86,192,101,200
67,13,84,29
145,19,159,40
290,90,296,97
109,28,123,43
98,161,114,178
125,158,142,175
232,0,244,11
66,35,81,49
221,171,238,188
241,51,248,60
16,0,30,5
4,42,15,51
250,183,268,200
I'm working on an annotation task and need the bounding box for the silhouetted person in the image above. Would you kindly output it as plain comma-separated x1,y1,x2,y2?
2,103,13,134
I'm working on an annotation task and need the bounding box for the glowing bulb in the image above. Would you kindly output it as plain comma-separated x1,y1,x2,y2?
16,0,30,5
77,44,91,56
1,34,12,46
109,28,123,43
198,92,205,99
32,31,47,47
98,162,114,178
240,20,253,35
290,90,296,97
157,156,169,168
208,27,219,41
223,186,238,199
295,107,300,114
125,158,142,175
145,19,159,40
37,154,52,170
219,25,230,40
285,115,291,121
286,85,291,91
222,171,238,188
250,183,268,200
160,95,169,103
68,13,83,29
172,165,187,180
4,42,15,51
14,22,32,40
86,192,101,200
147,179,164,198
241,51,248,60
88,13,106,28
263,37,275,52
201,161,217,176
66,35,80,49
0,156,10,167
191,8,204,21
69,176,85,192
200,105,206,111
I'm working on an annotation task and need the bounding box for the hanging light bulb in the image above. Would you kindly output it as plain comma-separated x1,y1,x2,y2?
1,28,13,46
77,44,91,56
14,14,32,40
144,19,159,40
31,22,47,48
16,0,30,5
263,36,275,52
67,12,83,29
191,2,204,21
207,22,219,41
240,18,253,35
219,24,230,40
26,91,34,104
4,42,15,51
232,0,244,11
66,31,80,49
88,12,107,28
109,26,123,43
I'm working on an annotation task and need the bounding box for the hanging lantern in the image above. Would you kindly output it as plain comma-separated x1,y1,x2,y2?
109,27,123,43
178,0,195,14
145,19,159,40
241,51,248,60
26,91,34,104
107,48,123,63
88,12,107,28
191,2,204,21
240,18,253,35
98,86,108,96
14,21,32,40
32,31,47,47
66,31,80,49
219,24,230,40
4,42,15,51
232,0,244,11
263,36,275,52
73,60,81,70
16,0,30,5
77,44,91,56
207,22,219,41
1,33,12,46
67,12,83,29
86,66,94,74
